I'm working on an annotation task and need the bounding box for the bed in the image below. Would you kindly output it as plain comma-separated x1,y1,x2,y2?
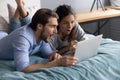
0,36,120,80
0,1,120,80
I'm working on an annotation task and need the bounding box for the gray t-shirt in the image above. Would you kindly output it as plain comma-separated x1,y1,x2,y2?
49,22,88,55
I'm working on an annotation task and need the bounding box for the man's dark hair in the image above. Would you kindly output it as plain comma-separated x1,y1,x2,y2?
29,8,58,31
55,4,76,23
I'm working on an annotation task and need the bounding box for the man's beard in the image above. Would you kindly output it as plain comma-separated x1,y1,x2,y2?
40,29,50,43
41,35,50,42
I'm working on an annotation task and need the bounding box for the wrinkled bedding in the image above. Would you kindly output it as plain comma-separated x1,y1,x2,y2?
0,38,120,80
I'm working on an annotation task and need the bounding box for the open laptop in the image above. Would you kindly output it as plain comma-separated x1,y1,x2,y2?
74,34,102,61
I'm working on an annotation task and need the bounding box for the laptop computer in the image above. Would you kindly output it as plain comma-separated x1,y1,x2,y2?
74,34,102,61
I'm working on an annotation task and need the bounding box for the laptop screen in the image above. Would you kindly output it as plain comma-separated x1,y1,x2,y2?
74,34,102,61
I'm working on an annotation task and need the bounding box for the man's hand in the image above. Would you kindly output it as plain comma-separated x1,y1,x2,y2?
55,56,78,66
49,53,62,61
22,55,78,73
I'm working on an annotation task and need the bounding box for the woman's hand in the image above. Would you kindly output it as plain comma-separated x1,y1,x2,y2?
68,40,78,54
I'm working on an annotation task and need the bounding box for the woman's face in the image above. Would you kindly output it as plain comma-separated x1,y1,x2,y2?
59,14,75,36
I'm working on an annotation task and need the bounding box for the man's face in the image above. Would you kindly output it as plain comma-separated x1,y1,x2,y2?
59,14,75,36
41,17,58,42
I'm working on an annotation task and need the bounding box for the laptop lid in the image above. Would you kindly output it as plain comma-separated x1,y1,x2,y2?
74,34,102,61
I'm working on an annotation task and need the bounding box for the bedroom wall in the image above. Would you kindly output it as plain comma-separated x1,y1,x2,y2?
41,0,110,37
41,0,94,12
41,0,109,12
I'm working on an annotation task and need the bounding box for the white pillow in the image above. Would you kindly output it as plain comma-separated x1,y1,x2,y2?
0,15,9,32
0,31,8,39
7,3,38,22
7,4,16,22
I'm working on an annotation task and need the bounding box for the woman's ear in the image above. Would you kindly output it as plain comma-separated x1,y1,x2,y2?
37,23,43,30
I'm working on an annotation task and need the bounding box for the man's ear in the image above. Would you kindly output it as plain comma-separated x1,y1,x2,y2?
37,23,43,30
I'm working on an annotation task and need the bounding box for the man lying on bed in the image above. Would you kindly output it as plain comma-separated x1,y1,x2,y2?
0,0,78,73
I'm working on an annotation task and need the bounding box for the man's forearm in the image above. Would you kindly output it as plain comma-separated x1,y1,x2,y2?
22,61,59,73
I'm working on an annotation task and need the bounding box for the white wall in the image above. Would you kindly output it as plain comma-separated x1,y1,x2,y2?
41,0,92,12
41,0,106,12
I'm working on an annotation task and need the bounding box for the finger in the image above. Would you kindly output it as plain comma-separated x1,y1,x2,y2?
73,40,78,44
49,56,53,61
49,53,55,61
56,54,62,59
73,44,77,48
70,57,78,61
65,56,78,60
66,60,78,66
71,61,77,65
58,55,62,59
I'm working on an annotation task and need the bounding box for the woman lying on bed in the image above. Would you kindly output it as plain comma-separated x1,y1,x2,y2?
49,4,88,56
0,0,78,72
